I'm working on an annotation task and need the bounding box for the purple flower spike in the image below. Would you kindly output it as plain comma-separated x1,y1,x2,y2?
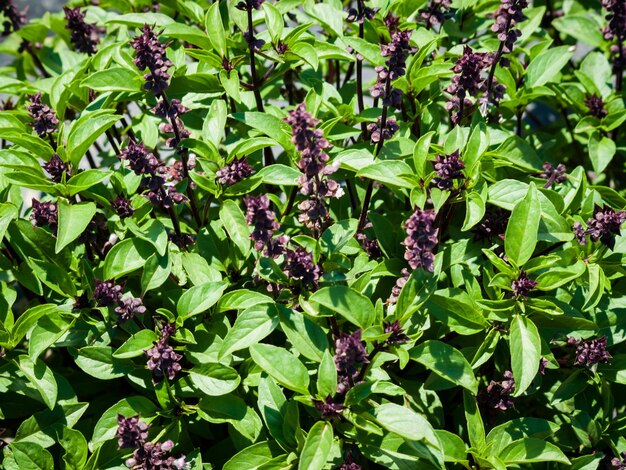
284,248,320,286
568,336,612,367
478,370,515,412
93,279,123,307
63,6,100,55
432,150,465,190
491,0,528,66
130,24,173,95
125,440,187,469
30,199,58,230
574,206,626,249
540,162,567,187
116,414,150,449
42,155,70,183
145,323,182,382
585,94,608,119
216,157,254,186
0,0,26,35
403,208,438,272
115,297,146,322
511,271,537,298
112,196,134,219
27,93,59,137
420,0,452,29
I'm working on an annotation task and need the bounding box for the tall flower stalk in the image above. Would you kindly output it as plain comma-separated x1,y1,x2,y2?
602,0,626,92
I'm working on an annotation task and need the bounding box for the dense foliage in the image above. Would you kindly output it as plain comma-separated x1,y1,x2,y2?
0,0,626,468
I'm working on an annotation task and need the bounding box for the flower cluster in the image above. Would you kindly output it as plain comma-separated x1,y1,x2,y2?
42,155,70,183
155,100,190,149
116,415,150,449
244,195,287,257
432,150,465,190
115,297,147,322
27,93,59,137
216,157,254,186
602,0,626,74
93,279,123,307
334,330,369,395
446,46,492,124
568,336,612,367
387,268,410,305
314,395,346,418
367,116,399,144
403,208,438,272
585,94,608,119
117,415,186,470
118,140,187,210
338,455,363,470
511,271,537,298
420,0,452,29
540,162,567,187
573,206,626,250
473,207,509,242
30,199,58,230
612,452,626,469
284,247,320,287
478,370,515,412
131,24,173,95
145,323,182,382
112,196,134,219
491,0,528,67
383,320,410,346
235,0,264,11
63,7,100,55
347,0,377,24
284,104,343,235
370,28,417,112
0,0,26,35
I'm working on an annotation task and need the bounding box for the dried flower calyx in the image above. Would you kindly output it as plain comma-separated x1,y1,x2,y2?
403,208,438,272
64,7,101,55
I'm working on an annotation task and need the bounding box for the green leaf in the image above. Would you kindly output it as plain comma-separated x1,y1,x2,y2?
257,377,293,449
102,237,155,279
308,286,374,329
525,46,574,87
500,438,570,464
13,403,88,449
11,304,59,348
552,15,603,47
176,281,228,319
504,182,540,266
462,192,486,231
59,426,88,470
141,253,171,295
0,203,18,245
217,289,274,312
250,343,310,394
81,67,143,92
298,421,333,470
278,306,328,362
263,3,284,42
73,346,135,380
127,218,168,257
219,304,279,358
67,110,121,167
257,164,301,186
464,390,485,451
113,329,159,359
66,170,111,196
106,12,175,27
14,355,58,410
316,351,337,398
220,199,251,257
10,442,54,470
205,2,226,56
588,131,616,175
356,161,415,189
409,341,478,393
510,315,541,396
55,200,96,253
320,219,358,255
190,363,241,396
223,441,285,470
232,112,293,152
91,396,158,449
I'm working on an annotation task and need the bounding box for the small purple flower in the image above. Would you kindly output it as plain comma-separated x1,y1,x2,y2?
0,0,26,35
602,0,626,44
387,268,410,305
568,336,612,367
538,357,549,375
93,279,123,307
478,370,515,412
338,454,362,470
491,0,528,66
575,206,626,250
585,94,608,119
511,271,537,298
216,157,254,186
235,0,264,11
30,199,58,230
297,196,330,235
356,231,382,258
151,99,187,120
119,140,164,176
403,208,438,272
473,207,509,242
334,330,369,379
573,221,587,245
244,195,281,254
612,452,626,469
146,324,182,382
112,196,134,219
540,162,567,187
125,440,187,470
116,414,150,449
130,24,174,95
314,395,346,418
63,6,100,55
381,29,418,80
159,118,191,149
432,150,465,190
420,0,452,29
42,154,70,183
115,298,146,322
383,320,410,345
27,93,59,137
446,46,491,124
284,248,320,286
367,116,399,144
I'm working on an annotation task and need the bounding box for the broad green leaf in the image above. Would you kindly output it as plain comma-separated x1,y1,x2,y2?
59,426,88,470
308,286,374,329
356,161,415,189
250,343,309,394
219,304,279,358
500,438,570,464
588,131,615,175
510,315,541,396
176,281,228,319
11,304,59,348
0,203,18,245
13,403,88,449
504,183,540,266
106,12,175,27
410,341,478,393
11,442,54,470
219,199,251,257
55,200,96,253
15,355,58,410
66,169,111,196
73,346,135,380
102,237,155,279
298,421,333,470
223,441,285,470
278,306,328,362
67,110,121,167
464,390,486,451
462,192,486,231
525,46,574,87
113,329,159,359
257,164,301,186
206,2,226,56
316,351,337,398
190,363,241,396
81,68,143,92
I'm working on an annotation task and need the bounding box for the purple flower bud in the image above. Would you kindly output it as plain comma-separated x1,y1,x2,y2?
93,279,123,307
145,328,182,382
511,271,537,298
387,268,410,305
116,414,150,449
284,248,320,286
383,320,410,345
313,395,346,418
381,29,417,80
30,199,58,230
63,6,101,55
420,0,452,29
568,336,612,367
244,195,280,253
27,93,59,137
367,116,399,144
346,3,378,24
540,162,567,187
126,440,186,469
446,46,491,123
356,231,382,258
575,206,626,250
115,297,146,322
236,0,264,11
334,330,368,378
130,24,173,95
42,154,70,183
216,157,254,186
478,370,515,412
119,140,164,176
297,196,330,235
602,1,626,44
491,0,527,61
432,150,465,190
338,454,362,470
473,207,509,242
151,99,188,120
112,196,134,219
0,0,26,35
611,452,626,469
538,357,549,375
585,94,608,119
403,208,438,272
